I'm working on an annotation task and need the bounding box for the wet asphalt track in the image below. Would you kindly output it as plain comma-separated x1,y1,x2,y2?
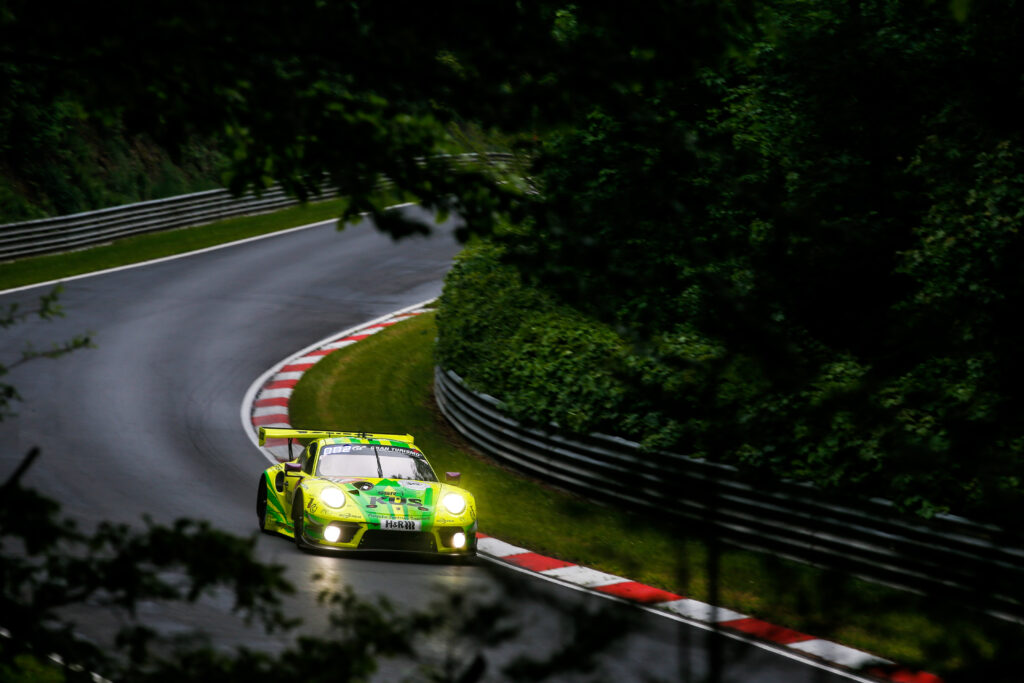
0,206,858,682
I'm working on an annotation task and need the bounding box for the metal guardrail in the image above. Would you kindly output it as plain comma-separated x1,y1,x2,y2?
0,153,516,262
435,366,1024,622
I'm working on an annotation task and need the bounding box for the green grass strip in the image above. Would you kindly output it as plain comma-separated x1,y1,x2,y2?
288,310,1017,679
0,191,411,291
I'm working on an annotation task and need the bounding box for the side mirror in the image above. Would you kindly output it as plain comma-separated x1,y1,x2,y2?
285,462,302,473
274,471,286,493
445,472,461,485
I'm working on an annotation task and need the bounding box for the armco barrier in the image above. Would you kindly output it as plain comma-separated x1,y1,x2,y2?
435,366,1024,622
0,153,515,262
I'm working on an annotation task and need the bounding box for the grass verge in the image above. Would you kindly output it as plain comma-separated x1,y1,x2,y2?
288,310,1021,680
0,192,409,291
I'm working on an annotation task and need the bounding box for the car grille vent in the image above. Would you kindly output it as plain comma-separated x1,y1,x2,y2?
359,530,436,552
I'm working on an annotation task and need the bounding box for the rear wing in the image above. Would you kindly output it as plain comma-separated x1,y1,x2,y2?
258,427,415,447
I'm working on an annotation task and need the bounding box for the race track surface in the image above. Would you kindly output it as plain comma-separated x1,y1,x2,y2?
0,206,860,682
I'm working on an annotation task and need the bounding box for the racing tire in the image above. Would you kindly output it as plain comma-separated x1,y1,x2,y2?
292,494,307,550
256,476,271,534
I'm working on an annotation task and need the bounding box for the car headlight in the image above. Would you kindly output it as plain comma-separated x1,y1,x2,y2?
320,487,346,509
442,493,466,515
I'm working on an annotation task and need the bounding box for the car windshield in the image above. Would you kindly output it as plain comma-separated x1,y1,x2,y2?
316,444,437,482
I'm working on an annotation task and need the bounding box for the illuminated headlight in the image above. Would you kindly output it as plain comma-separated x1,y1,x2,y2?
442,493,466,515
323,525,342,543
451,532,466,549
320,487,346,509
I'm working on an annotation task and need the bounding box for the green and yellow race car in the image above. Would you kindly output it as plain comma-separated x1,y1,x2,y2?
256,427,477,555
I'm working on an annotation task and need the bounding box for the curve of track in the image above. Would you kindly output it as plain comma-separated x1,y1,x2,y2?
0,206,860,682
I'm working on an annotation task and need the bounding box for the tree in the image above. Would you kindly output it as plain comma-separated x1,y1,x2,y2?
435,0,1024,521
0,1,753,229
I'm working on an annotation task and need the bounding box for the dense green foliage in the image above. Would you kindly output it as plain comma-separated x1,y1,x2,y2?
0,89,224,221
436,0,1024,522
1,1,749,232
437,243,638,436
0,10,225,222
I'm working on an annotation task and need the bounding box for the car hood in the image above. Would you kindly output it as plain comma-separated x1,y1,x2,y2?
324,477,444,518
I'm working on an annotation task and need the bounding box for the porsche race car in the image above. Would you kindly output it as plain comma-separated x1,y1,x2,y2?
256,427,477,555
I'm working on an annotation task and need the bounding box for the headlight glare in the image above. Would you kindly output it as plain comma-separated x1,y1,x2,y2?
442,493,466,515
320,487,346,509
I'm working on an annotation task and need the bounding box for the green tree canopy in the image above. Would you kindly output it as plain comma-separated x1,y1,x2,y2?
441,0,1024,520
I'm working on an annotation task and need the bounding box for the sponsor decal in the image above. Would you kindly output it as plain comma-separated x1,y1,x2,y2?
323,444,368,455
365,495,429,511
400,480,428,490
376,446,418,455
381,519,420,531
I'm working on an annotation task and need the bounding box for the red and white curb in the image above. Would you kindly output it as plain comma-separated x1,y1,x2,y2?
240,304,944,683
476,534,942,683
241,300,434,462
